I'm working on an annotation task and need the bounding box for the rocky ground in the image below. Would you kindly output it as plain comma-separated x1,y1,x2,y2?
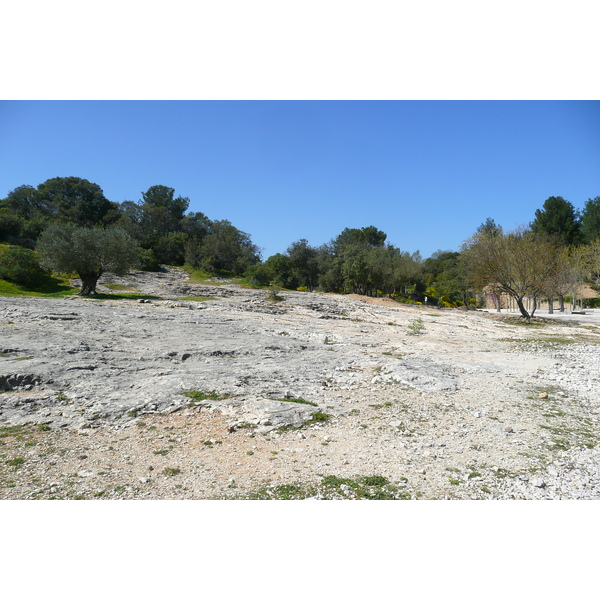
1,267,600,500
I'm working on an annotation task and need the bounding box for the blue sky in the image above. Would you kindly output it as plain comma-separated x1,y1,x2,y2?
1,101,598,260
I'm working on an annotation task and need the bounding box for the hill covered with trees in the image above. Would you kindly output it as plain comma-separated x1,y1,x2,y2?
1,176,599,312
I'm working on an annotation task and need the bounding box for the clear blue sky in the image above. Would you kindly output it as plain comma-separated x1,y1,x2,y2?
1,100,599,260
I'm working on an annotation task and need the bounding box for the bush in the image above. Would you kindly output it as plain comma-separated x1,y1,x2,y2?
583,298,600,308
136,248,161,272
0,246,47,286
407,317,425,335
439,295,456,308
245,264,272,287
0,212,23,242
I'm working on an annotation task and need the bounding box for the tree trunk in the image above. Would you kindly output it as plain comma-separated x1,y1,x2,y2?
559,295,565,312
79,271,102,295
531,296,537,317
548,296,554,314
515,296,531,320
494,295,501,312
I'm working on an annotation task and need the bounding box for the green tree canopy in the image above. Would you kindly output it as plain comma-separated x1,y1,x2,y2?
35,177,118,228
286,239,319,290
264,253,296,289
333,225,387,252
2,185,46,221
36,224,139,295
581,196,600,243
530,196,582,246
422,250,470,304
199,220,260,274
139,185,190,242
476,217,502,237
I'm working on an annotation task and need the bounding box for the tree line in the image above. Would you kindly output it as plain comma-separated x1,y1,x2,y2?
463,196,600,319
1,177,599,314
0,177,260,274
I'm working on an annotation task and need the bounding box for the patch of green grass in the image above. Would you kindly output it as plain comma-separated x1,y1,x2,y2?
320,474,407,500
540,422,598,450
382,351,404,359
247,474,408,500
500,335,585,348
499,316,547,327
362,475,389,486
183,268,213,284
183,267,243,286
249,483,311,500
182,390,232,404
102,283,135,291
6,457,26,469
175,296,216,302
305,411,329,425
494,468,518,479
0,425,27,439
0,275,77,297
163,467,181,476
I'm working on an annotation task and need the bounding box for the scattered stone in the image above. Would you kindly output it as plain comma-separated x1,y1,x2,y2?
2,266,600,500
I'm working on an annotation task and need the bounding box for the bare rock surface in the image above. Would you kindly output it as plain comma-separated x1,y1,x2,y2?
2,267,600,499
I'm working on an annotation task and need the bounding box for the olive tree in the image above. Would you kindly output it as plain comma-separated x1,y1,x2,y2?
36,224,139,295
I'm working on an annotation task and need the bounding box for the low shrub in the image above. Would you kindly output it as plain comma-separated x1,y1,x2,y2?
407,317,425,335
136,248,161,272
0,246,47,286
244,264,272,287
583,298,600,309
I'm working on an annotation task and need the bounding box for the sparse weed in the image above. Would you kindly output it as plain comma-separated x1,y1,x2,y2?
183,390,232,404
407,317,425,335
266,290,284,303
